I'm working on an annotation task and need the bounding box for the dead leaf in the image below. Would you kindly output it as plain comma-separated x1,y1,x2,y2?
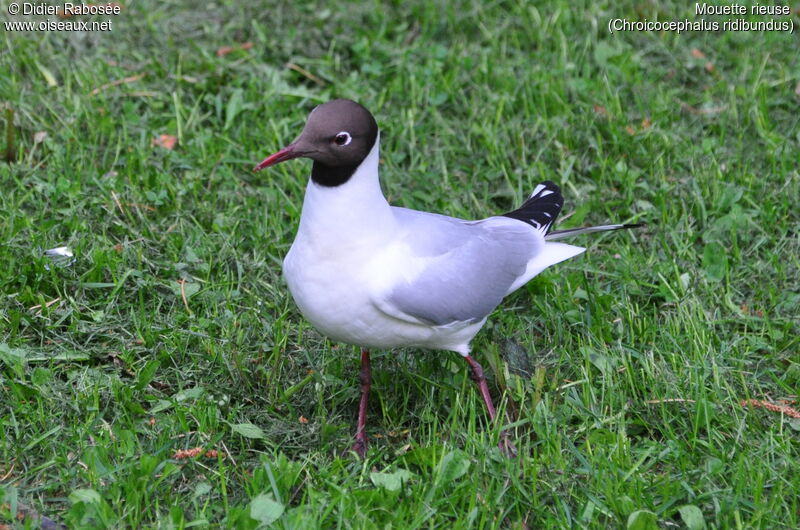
89,74,144,96
394,443,412,456
741,399,800,419
691,48,705,59
152,134,177,150
641,117,651,129
286,63,326,86
0,461,14,481
678,101,727,116
625,125,636,135
173,448,198,459
216,42,254,57
29,298,61,312
111,190,125,213
593,104,608,118
177,278,192,314
173,447,219,459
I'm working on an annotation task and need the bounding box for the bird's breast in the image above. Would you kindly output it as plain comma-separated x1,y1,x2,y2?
282,236,382,342
281,234,446,349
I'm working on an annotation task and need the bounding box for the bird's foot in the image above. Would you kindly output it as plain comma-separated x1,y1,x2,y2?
498,432,517,458
350,436,368,458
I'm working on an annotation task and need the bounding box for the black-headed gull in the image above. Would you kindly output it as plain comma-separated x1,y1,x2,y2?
255,99,640,457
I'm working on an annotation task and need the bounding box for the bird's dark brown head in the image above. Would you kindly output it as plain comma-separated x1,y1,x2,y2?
254,99,379,187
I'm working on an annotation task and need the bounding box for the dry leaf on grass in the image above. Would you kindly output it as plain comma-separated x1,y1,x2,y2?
645,398,696,405
173,447,219,459
89,74,144,96
286,63,327,86
152,134,177,150
593,104,608,118
216,41,254,57
689,48,713,73
678,101,727,116
741,399,800,419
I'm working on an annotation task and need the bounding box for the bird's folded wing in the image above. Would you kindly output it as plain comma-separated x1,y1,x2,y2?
372,220,537,327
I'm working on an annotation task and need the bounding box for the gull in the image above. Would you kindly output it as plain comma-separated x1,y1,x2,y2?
254,99,640,456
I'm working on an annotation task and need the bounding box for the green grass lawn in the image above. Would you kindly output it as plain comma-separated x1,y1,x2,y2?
2,0,799,527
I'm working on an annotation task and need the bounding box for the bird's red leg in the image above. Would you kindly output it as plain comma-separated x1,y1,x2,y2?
351,348,371,458
464,354,517,457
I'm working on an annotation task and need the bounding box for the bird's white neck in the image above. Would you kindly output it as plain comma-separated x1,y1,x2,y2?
296,133,397,249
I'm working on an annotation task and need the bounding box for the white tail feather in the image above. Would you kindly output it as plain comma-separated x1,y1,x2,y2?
507,242,586,293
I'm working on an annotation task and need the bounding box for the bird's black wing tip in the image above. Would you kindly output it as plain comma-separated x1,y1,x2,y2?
502,181,564,232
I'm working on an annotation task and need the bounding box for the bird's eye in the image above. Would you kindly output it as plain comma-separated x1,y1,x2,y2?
334,132,352,146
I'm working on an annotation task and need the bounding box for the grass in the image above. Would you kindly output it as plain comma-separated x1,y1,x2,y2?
1,0,798,527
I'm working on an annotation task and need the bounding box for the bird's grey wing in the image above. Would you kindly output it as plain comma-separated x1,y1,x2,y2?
374,213,538,327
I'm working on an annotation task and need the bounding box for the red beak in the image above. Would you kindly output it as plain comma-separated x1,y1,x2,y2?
253,143,300,172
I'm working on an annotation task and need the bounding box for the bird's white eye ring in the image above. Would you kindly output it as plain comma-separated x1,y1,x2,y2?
334,131,352,146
